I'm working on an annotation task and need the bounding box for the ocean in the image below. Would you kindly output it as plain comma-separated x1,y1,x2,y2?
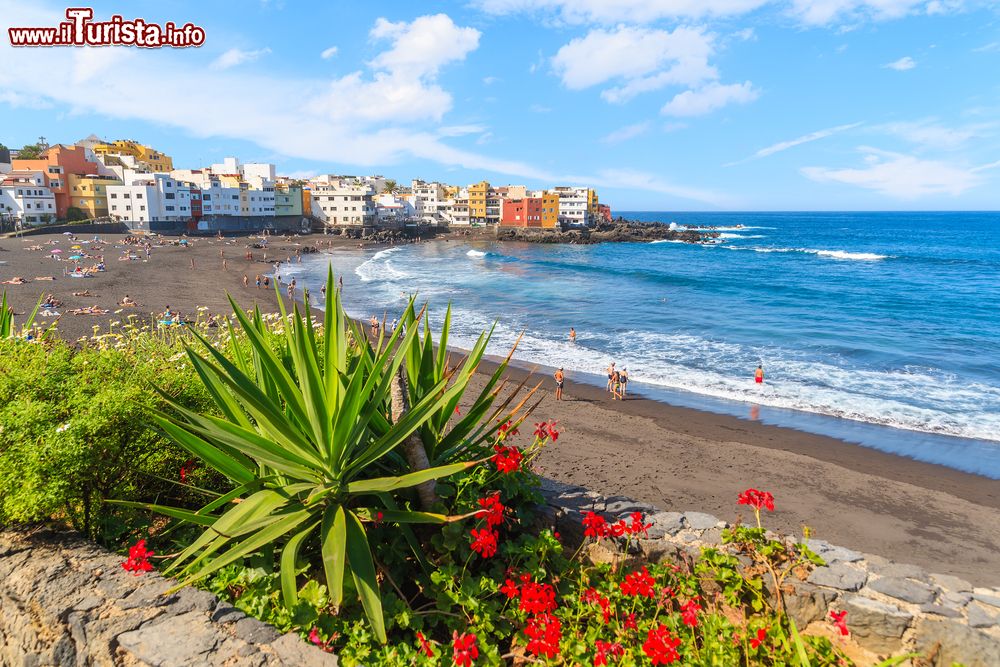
277,212,1000,478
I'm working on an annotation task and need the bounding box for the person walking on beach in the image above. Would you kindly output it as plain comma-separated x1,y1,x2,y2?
255,274,261,289
755,364,764,384
569,327,576,342
606,362,616,393
610,368,622,400
619,368,629,399
554,367,565,401
243,274,249,288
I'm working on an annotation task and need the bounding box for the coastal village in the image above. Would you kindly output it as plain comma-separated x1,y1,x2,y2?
0,137,612,234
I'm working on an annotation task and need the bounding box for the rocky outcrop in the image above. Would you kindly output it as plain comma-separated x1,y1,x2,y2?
0,530,337,667
495,221,708,245
536,478,1000,667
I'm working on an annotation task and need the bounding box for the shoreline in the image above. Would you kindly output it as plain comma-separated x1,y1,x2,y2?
2,231,997,582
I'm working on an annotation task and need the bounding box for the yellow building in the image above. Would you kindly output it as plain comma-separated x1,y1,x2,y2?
92,140,174,172
541,192,559,228
588,189,599,221
67,173,121,218
468,180,489,223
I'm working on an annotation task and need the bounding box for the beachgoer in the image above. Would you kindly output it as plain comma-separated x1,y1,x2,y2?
610,369,622,400
243,274,249,288
569,327,576,342
606,362,616,393
190,257,195,270
263,276,270,288
255,274,261,289
339,276,343,290
554,367,565,401
389,318,397,334
619,368,629,399
755,365,764,384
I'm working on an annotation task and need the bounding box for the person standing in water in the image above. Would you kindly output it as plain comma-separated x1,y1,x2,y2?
606,362,616,393
755,365,764,384
569,327,576,342
619,368,629,399
554,367,565,401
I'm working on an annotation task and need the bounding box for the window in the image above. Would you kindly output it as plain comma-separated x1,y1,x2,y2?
165,205,175,211
124,193,131,199
203,194,211,200
110,193,117,199
140,206,146,211
126,205,131,211
164,193,175,199
136,193,143,199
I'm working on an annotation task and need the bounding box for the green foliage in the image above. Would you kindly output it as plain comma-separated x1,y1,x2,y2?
65,206,89,222
17,143,44,159
0,332,214,543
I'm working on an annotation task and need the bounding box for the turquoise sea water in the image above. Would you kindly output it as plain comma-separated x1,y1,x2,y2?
279,212,1000,478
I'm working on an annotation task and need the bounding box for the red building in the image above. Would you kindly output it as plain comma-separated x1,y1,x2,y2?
598,203,612,224
12,144,101,219
501,197,545,227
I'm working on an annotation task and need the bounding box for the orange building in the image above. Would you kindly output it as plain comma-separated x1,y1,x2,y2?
12,144,100,219
500,194,558,228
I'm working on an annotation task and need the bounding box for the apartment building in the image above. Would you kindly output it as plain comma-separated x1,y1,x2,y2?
0,171,57,225
310,181,376,226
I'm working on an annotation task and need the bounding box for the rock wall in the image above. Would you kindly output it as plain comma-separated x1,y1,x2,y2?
537,478,1000,667
0,530,337,667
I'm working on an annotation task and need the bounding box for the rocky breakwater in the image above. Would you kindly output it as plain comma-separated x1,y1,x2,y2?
0,529,337,667
496,220,709,245
536,478,1000,667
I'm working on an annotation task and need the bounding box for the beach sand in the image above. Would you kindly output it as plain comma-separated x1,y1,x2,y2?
2,231,997,584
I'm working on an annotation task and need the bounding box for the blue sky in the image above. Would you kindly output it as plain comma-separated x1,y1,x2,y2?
1,0,998,210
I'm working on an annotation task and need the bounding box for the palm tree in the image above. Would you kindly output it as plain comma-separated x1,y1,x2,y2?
382,179,398,195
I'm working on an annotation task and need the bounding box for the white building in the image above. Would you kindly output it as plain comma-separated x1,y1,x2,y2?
375,194,416,224
106,173,194,227
550,186,592,227
309,180,376,226
410,179,448,224
0,170,56,226
441,197,470,226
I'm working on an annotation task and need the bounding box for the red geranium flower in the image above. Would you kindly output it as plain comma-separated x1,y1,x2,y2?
492,444,522,474
308,627,323,645
593,639,624,666
643,625,682,665
498,420,519,438
469,528,498,558
581,588,612,623
500,578,520,599
519,580,557,615
416,631,434,657
680,599,701,627
452,631,479,666
623,613,637,631
179,458,196,483
628,511,652,536
582,511,610,538
122,539,154,573
620,566,656,598
749,628,768,649
830,610,849,636
524,613,562,659
737,488,775,512
477,492,505,527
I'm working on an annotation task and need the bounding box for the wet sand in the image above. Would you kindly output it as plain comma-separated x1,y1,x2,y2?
3,231,998,584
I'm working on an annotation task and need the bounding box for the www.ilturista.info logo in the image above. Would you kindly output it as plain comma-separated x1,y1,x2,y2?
8,7,205,48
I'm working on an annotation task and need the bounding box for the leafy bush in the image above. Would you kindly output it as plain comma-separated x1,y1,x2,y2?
0,323,215,544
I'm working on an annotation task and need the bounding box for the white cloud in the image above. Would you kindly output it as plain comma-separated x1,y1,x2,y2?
477,0,770,23
878,119,994,150
973,41,1000,53
789,0,954,25
478,0,963,26
437,124,488,137
211,47,272,70
733,27,757,41
369,14,480,78
725,121,863,165
551,26,717,103
529,104,552,113
661,81,759,117
883,56,916,70
320,46,339,59
591,167,734,207
482,76,499,85
601,122,651,144
802,148,985,198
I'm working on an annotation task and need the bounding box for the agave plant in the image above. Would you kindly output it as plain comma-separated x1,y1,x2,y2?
117,270,489,642
396,303,542,467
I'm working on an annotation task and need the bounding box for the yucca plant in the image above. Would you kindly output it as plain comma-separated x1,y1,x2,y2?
396,303,542,467
116,270,489,643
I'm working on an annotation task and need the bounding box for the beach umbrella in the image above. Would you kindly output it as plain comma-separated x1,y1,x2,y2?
63,231,73,235
71,245,82,249
69,255,83,260
51,249,63,254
